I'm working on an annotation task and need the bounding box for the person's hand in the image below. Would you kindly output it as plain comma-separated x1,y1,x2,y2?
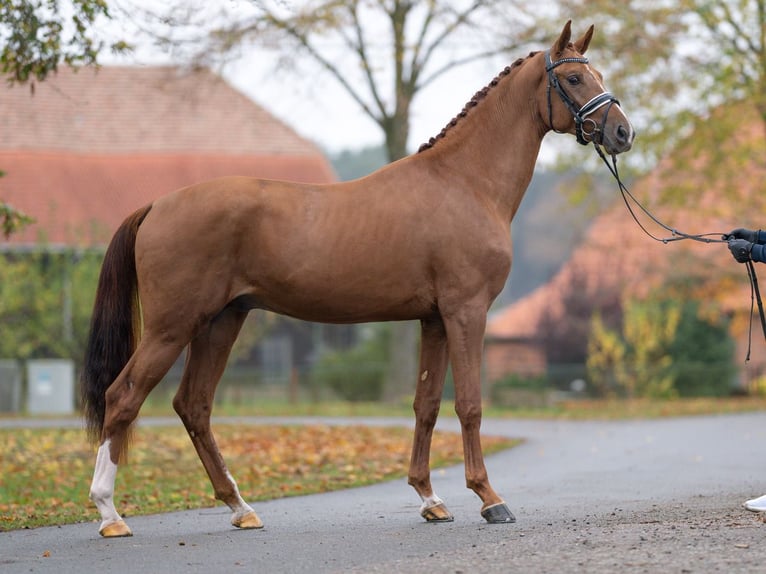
724,228,758,242
728,238,753,263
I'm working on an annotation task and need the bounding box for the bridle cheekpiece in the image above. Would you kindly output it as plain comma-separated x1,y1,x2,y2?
545,49,620,146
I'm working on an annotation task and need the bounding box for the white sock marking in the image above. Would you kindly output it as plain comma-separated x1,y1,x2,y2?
225,470,255,520
89,440,123,529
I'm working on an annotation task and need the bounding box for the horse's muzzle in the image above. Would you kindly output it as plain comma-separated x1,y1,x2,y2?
603,112,635,155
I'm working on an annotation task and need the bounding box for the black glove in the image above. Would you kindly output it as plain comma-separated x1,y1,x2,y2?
728,238,753,263
724,228,760,242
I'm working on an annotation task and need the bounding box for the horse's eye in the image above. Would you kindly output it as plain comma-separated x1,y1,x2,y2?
567,75,580,86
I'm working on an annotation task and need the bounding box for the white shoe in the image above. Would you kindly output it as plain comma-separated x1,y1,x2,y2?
743,494,766,512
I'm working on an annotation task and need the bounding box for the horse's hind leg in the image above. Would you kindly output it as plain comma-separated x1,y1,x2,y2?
172,307,263,530
408,317,453,522
90,334,186,537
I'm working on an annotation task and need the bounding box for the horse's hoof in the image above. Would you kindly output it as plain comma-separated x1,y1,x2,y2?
481,502,516,524
99,519,133,537
232,510,264,529
421,502,454,522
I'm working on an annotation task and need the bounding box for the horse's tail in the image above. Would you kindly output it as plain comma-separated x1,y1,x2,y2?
81,204,152,446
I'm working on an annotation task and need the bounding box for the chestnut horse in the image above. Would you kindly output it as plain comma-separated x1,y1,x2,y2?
82,21,633,537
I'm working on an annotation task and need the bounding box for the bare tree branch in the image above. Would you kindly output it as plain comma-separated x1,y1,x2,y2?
414,0,487,76
418,29,549,90
348,1,390,122
407,0,440,88
255,6,383,126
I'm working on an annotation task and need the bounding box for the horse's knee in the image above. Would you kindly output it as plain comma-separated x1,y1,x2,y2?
413,400,440,428
465,470,489,493
454,401,482,429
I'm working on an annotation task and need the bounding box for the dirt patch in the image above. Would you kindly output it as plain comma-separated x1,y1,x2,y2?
349,498,765,574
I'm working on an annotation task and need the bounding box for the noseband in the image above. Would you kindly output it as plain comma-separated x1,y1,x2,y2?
545,50,620,146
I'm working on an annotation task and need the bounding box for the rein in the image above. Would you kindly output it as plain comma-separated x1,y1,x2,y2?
591,142,766,360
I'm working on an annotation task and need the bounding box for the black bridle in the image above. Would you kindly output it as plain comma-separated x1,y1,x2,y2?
545,50,620,146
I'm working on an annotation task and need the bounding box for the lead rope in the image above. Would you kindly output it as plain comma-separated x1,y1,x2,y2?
746,260,766,361
592,143,766,359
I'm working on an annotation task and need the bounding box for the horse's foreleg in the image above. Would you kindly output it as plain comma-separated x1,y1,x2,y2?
172,308,263,530
444,306,516,524
408,317,452,522
90,335,185,537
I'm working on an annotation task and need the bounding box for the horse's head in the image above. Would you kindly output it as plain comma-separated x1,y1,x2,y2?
539,21,634,155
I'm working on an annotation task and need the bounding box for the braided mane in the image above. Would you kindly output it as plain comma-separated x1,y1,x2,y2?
418,52,538,153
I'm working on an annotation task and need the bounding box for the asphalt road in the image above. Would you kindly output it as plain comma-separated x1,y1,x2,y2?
1,412,765,573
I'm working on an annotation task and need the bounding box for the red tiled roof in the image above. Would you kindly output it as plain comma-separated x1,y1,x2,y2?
0,66,322,156
0,66,336,247
0,152,335,245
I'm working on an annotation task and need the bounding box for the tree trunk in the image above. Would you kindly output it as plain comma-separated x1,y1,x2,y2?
382,105,419,404
383,321,419,403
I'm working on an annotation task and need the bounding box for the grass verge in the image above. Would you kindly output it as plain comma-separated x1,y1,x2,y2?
136,395,766,420
3,396,765,532
0,424,517,532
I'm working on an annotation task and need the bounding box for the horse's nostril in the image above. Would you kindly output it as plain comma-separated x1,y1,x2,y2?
617,124,628,142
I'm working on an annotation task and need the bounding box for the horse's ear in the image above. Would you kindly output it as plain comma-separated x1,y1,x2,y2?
573,25,595,55
553,20,573,56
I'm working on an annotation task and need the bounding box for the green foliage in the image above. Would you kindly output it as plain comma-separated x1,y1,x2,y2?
621,298,681,399
668,301,736,397
0,251,101,364
587,297,736,399
0,0,131,85
0,201,33,238
586,312,627,398
311,324,388,402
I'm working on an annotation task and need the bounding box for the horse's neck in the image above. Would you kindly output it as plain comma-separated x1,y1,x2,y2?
421,62,545,222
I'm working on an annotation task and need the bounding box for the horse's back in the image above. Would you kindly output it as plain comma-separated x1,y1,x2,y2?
133,174,448,323
133,163,513,325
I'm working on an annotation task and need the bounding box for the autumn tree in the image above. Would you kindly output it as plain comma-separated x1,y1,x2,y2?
536,266,622,365
559,0,766,168
0,252,102,365
140,0,555,401
587,297,682,399
587,294,737,398
586,312,626,398
0,0,130,237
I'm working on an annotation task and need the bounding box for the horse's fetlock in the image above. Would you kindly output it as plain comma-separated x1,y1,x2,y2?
465,472,489,493
215,486,237,503
89,485,111,503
